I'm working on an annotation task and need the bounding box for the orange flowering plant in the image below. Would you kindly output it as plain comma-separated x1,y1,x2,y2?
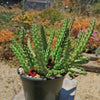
71,20,90,37
0,30,14,60
0,29,13,43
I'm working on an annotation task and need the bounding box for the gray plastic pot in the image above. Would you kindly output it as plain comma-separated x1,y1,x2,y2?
17,66,65,100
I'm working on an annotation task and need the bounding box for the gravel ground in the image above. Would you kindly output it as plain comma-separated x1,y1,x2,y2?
0,62,22,100
0,61,100,100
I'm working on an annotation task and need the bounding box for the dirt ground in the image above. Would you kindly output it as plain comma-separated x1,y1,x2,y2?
74,72,100,100
0,62,22,100
0,61,100,100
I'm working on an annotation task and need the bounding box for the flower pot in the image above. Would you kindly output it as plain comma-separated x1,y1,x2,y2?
17,66,65,100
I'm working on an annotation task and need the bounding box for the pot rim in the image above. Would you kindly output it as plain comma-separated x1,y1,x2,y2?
17,66,65,81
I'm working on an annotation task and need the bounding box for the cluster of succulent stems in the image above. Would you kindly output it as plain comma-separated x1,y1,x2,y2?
10,17,95,78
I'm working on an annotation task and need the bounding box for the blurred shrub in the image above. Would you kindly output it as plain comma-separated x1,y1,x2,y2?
53,0,63,9
39,8,64,24
0,29,14,60
12,12,35,29
12,9,65,37
93,9,100,14
35,18,52,28
46,19,65,36
0,29,13,43
96,23,100,32
83,30,100,53
0,12,14,24
12,11,53,29
64,0,92,15
71,20,100,53
0,12,14,30
71,20,90,38
92,2,100,15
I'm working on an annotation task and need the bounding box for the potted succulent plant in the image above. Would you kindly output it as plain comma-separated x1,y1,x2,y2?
10,17,95,100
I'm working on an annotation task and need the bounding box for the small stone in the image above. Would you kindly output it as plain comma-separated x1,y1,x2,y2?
34,74,40,79
19,68,24,74
29,76,32,78
56,74,61,77
26,75,32,78
26,75,29,77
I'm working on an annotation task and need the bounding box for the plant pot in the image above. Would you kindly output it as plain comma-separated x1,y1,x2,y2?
17,66,65,100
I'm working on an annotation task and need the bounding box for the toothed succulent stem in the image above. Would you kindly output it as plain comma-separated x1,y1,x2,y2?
47,31,55,45
73,56,90,65
68,16,75,34
27,38,35,57
68,18,95,65
44,31,55,64
51,18,68,60
23,45,35,68
11,38,26,57
68,66,87,75
45,45,51,64
55,47,63,64
40,25,47,51
10,44,30,72
61,39,71,65
32,25,48,75
46,69,67,78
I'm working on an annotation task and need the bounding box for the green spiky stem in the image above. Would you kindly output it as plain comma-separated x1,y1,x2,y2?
54,19,95,70
47,31,55,45
32,25,48,75
45,30,55,64
60,17,74,50
27,38,35,57
45,45,51,64
51,18,68,60
23,45,35,68
40,25,47,51
55,47,63,64
73,56,90,65
11,38,26,57
10,44,30,72
61,39,71,65
68,16,75,34
54,39,71,70
68,67,87,75
67,19,95,65
46,68,67,78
